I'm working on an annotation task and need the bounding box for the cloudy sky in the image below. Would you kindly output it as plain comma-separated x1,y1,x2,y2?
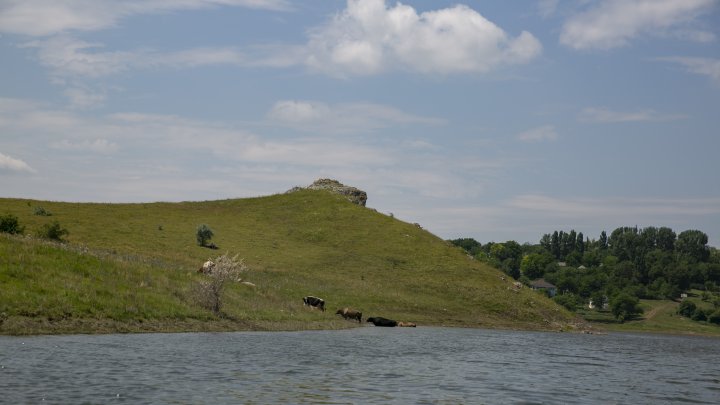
1,0,719,246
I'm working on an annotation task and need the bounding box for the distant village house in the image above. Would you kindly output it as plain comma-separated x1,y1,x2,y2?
530,279,557,297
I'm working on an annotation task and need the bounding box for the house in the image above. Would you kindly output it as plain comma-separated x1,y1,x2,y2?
530,279,557,297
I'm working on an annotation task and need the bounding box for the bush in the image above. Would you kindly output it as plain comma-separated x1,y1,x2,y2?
691,308,707,322
553,293,580,311
196,224,214,247
610,292,642,322
708,310,720,325
193,253,248,315
33,206,52,216
37,221,69,241
677,300,697,317
0,214,24,235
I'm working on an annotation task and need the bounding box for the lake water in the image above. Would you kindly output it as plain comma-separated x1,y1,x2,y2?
1,327,719,404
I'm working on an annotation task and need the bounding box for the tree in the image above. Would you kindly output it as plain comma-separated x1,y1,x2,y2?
676,230,709,263
610,292,642,322
196,224,214,247
677,300,697,317
0,214,24,235
521,252,553,280
194,253,248,315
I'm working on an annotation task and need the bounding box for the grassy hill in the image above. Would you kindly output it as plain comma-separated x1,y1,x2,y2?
1,189,581,335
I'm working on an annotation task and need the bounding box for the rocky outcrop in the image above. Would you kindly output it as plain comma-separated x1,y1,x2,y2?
288,179,368,206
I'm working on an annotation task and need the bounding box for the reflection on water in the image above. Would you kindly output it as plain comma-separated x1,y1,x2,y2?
1,327,719,404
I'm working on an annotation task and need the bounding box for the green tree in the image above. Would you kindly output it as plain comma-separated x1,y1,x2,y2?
196,224,214,247
610,292,642,322
37,221,68,241
0,214,24,235
676,230,710,263
677,300,697,317
521,252,553,280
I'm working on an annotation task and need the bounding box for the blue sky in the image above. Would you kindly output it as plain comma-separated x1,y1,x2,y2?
1,0,719,246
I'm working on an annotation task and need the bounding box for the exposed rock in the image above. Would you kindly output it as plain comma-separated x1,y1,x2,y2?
287,178,368,206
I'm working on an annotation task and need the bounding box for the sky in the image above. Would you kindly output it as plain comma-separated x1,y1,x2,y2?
1,0,719,246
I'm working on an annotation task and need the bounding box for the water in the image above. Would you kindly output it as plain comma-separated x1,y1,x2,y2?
1,327,719,404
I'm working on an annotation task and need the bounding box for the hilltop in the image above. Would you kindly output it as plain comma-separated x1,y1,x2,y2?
0,181,582,335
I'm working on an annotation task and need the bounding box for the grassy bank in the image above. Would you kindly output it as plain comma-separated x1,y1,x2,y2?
1,190,580,335
580,299,720,336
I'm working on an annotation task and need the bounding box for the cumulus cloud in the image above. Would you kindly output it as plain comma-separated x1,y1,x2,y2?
0,0,292,37
0,152,35,173
560,0,716,50
660,57,720,85
516,125,558,142
579,107,688,123
267,100,444,133
304,0,542,75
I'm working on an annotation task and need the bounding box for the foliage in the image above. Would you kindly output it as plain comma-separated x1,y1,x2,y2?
33,206,52,216
0,214,24,235
708,310,720,325
677,300,697,317
196,224,214,247
609,292,643,322
193,253,248,315
553,293,580,311
449,238,481,255
36,221,68,241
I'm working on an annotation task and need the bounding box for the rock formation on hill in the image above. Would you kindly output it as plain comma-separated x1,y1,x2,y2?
287,179,368,206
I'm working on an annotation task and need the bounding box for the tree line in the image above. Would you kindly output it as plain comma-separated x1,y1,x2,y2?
450,226,720,322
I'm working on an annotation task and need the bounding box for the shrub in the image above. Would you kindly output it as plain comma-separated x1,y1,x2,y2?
610,292,642,322
691,308,707,322
677,300,697,317
553,293,580,311
37,221,69,241
708,310,720,325
33,206,52,216
196,224,214,247
193,253,248,315
0,214,24,235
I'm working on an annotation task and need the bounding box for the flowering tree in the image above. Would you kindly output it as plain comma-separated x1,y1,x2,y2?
195,253,248,315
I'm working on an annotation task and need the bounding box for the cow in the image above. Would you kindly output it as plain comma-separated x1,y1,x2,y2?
366,317,397,327
198,260,215,274
303,296,325,312
397,321,417,327
336,307,362,323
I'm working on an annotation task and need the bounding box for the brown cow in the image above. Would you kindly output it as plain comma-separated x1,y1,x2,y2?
336,307,362,323
397,321,417,327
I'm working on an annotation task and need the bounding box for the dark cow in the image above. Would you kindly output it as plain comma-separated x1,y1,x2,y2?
366,317,397,327
397,321,417,327
336,307,362,323
303,296,325,312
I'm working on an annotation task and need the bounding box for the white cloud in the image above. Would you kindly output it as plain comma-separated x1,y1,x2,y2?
266,100,444,133
660,57,720,85
579,107,687,123
560,0,716,50
23,37,248,79
304,0,542,75
0,152,35,173
516,125,558,142
64,86,106,109
508,194,720,217
0,0,292,37
538,0,560,18
51,139,118,153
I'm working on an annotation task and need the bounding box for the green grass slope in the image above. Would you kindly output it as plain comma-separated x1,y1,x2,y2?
1,190,580,334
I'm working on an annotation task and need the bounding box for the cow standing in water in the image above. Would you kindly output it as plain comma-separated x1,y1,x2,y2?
303,296,325,311
336,307,362,323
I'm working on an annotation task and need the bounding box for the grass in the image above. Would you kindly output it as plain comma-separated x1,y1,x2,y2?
1,190,581,335
578,297,720,336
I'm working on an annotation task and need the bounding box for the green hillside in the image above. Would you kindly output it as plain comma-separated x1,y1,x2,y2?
0,189,581,335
